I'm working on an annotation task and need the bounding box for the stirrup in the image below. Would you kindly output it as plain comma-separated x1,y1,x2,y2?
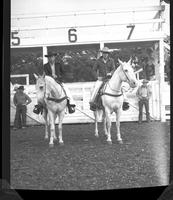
33,104,43,114
67,103,76,114
122,102,129,111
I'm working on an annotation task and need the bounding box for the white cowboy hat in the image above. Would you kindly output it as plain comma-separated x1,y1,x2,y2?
13,84,19,91
100,47,110,53
142,79,149,84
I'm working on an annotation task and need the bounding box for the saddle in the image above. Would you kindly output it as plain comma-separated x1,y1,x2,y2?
33,79,75,115
93,80,108,111
56,82,75,114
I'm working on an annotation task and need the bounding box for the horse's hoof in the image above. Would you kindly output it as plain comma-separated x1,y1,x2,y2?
49,143,54,148
107,141,112,145
95,134,99,138
59,142,64,146
44,137,49,140
118,140,123,144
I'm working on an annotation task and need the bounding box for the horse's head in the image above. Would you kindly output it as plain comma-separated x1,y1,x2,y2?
34,72,46,102
118,58,138,88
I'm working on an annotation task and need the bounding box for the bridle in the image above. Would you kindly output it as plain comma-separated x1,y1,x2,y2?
121,65,132,84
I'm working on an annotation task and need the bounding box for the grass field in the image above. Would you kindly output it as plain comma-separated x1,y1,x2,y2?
10,121,170,190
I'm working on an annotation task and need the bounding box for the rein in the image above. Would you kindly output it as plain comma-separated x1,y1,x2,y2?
101,65,131,98
101,82,123,97
122,68,131,83
101,72,123,98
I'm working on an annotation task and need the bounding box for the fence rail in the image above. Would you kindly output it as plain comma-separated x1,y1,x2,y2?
11,74,30,85
10,79,170,125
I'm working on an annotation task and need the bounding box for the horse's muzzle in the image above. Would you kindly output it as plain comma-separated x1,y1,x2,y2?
130,81,138,88
39,86,44,90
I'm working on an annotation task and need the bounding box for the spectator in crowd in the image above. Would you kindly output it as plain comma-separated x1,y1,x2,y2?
13,85,32,130
89,47,130,111
136,79,152,124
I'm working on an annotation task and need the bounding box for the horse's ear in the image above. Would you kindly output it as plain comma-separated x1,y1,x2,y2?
33,73,38,80
118,58,123,65
42,71,46,78
128,57,132,64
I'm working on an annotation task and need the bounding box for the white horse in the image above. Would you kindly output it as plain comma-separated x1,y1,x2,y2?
94,58,138,144
34,73,68,147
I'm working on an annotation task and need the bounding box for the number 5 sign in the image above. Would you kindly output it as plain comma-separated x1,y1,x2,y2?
11,31,20,46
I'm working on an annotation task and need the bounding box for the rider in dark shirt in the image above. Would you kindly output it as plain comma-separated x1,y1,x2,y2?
33,51,75,114
89,47,129,111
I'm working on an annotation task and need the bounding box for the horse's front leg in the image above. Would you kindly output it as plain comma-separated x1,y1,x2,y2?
53,114,57,141
115,109,123,144
103,110,108,137
94,111,99,137
58,110,65,145
48,111,55,147
105,109,112,144
43,109,49,140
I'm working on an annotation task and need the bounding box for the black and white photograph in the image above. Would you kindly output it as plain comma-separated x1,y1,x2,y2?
9,0,170,193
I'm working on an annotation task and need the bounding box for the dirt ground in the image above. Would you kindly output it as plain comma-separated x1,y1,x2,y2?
10,121,170,190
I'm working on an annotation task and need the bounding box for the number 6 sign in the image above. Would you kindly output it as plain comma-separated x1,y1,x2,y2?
68,28,77,43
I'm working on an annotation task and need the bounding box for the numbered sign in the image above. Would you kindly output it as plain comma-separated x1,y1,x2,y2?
126,25,135,40
68,28,77,43
11,31,20,46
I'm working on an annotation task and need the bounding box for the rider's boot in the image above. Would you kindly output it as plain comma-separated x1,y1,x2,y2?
122,101,130,111
89,101,97,111
67,99,76,114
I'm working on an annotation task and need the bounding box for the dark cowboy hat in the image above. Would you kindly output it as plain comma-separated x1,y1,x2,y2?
142,79,149,84
100,47,110,53
18,85,24,90
44,51,57,57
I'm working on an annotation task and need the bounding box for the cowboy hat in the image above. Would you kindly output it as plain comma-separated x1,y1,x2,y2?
13,84,19,91
18,85,24,90
100,47,110,53
44,51,57,57
142,79,149,84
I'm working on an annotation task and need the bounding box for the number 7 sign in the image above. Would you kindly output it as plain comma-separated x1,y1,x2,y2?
126,25,135,40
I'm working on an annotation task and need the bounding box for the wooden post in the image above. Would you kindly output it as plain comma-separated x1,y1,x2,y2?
98,42,104,58
159,38,166,122
43,46,48,64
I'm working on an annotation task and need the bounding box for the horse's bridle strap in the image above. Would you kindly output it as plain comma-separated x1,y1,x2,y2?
122,68,131,83
101,92,123,97
47,96,68,103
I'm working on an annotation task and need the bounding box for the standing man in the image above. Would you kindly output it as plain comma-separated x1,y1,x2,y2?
136,79,152,123
89,47,129,111
13,85,32,129
43,51,76,113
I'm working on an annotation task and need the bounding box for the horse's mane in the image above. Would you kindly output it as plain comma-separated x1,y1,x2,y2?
113,63,121,75
45,76,63,98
